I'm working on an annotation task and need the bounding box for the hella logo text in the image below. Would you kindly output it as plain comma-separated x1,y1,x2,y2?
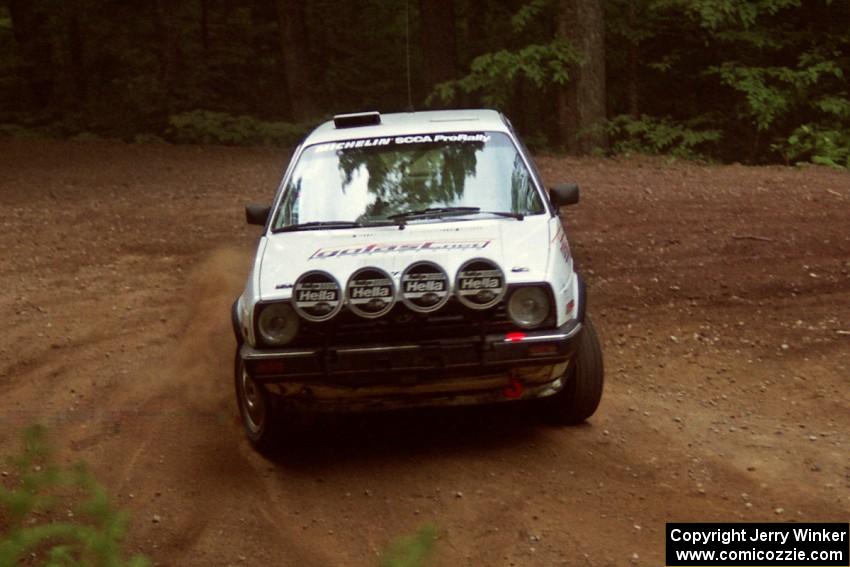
404,280,445,293
297,289,337,302
460,277,501,290
351,286,391,299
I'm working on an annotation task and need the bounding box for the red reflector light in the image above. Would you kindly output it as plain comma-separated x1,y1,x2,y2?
250,359,285,375
505,332,526,342
566,299,575,314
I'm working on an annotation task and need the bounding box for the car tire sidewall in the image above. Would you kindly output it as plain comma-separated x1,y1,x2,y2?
234,351,276,447
542,316,604,424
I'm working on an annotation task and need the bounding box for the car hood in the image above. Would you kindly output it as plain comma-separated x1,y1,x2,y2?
258,216,552,301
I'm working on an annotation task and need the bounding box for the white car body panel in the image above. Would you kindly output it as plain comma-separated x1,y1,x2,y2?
237,109,581,347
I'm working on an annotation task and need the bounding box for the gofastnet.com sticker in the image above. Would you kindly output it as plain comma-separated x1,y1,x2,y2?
310,239,491,260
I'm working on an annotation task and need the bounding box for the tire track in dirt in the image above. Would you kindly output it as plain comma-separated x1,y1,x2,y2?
1,140,847,566
66,246,332,565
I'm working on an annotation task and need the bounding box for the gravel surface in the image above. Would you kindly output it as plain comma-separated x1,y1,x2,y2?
1,138,848,566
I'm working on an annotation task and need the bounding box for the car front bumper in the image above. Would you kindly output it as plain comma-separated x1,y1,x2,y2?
240,319,583,409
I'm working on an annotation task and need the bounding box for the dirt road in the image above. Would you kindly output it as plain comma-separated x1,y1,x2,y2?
1,138,848,566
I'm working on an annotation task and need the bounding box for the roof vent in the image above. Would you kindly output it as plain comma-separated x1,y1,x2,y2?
333,111,381,129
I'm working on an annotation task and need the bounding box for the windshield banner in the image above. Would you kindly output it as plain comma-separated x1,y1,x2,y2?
313,133,491,153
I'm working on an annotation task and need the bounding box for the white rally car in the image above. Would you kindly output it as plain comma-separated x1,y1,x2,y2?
233,109,603,451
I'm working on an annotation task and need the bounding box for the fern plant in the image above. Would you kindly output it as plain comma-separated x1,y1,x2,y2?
0,425,149,567
775,124,850,168
603,115,721,160
167,111,311,146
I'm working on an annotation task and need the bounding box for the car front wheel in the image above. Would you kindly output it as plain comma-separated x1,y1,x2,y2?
234,350,279,453
540,316,604,424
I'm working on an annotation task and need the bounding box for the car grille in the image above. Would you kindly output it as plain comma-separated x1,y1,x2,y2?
295,298,513,346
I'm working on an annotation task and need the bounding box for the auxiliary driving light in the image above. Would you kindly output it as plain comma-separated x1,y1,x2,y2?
346,267,396,318
455,258,506,310
292,270,343,322
400,261,450,313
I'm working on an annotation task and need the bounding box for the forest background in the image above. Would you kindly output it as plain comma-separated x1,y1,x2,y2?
2,0,849,166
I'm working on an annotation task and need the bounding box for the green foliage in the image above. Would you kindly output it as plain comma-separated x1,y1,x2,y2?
167,111,310,146
379,525,438,567
775,124,850,168
430,39,579,108
603,0,850,166
0,425,149,567
604,115,722,159
511,0,551,32
0,123,46,139
1,0,849,165
132,133,166,145
654,0,801,30
710,53,844,131
429,0,579,146
814,95,850,119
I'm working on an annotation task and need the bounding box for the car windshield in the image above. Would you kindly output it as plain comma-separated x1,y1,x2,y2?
272,131,545,231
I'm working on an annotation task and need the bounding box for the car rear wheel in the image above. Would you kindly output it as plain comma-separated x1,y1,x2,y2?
540,316,604,424
234,350,280,453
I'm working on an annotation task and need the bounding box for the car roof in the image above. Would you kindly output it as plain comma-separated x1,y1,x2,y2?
304,109,511,145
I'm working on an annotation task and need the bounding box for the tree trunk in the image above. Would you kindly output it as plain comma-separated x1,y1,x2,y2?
419,0,458,106
154,0,181,109
200,0,211,55
63,0,87,108
627,0,639,117
8,0,56,112
557,0,608,154
275,0,318,121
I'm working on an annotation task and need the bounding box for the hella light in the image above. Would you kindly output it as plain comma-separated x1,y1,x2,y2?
292,270,343,322
455,258,506,310
346,267,396,318
257,303,299,346
507,287,550,329
400,261,450,313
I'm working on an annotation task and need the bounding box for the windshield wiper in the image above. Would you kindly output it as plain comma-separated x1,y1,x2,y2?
388,207,524,228
273,220,393,233
479,210,525,220
388,206,481,221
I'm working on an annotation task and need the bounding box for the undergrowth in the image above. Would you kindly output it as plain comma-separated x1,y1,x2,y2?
0,425,149,567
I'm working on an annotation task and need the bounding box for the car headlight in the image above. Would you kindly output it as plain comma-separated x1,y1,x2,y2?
507,287,550,329
257,303,299,346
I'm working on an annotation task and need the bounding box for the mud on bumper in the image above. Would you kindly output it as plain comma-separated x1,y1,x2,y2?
239,320,583,409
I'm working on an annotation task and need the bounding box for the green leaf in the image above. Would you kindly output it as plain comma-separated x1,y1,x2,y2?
379,525,438,567
0,426,150,566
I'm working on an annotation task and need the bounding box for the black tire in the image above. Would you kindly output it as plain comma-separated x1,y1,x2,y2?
540,316,604,424
234,350,280,454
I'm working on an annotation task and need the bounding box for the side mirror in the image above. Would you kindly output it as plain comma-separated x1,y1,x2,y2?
550,183,580,208
245,203,271,226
